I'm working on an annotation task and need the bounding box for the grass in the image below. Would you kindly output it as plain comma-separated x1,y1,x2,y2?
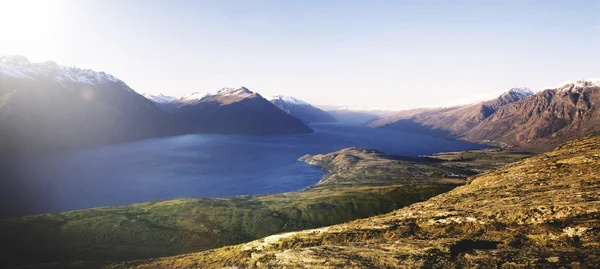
0,184,457,268
0,147,531,268
122,136,600,268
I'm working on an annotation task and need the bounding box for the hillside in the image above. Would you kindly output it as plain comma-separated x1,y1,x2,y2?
0,56,184,153
463,80,600,151
269,95,337,124
370,88,533,136
117,135,600,268
168,87,313,134
0,148,528,268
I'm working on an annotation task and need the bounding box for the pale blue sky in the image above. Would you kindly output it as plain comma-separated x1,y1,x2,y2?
1,0,599,109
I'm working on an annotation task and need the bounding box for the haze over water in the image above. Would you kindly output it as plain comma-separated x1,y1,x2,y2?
0,123,488,218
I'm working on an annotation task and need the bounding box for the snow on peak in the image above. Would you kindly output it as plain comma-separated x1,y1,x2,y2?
0,55,123,86
506,87,534,98
269,95,310,106
143,93,176,104
551,79,600,91
217,86,254,96
181,92,212,101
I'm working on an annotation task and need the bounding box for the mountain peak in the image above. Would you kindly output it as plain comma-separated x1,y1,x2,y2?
0,55,123,86
269,95,310,106
0,55,31,65
505,87,534,99
556,79,600,92
179,92,211,102
143,93,176,104
217,87,254,96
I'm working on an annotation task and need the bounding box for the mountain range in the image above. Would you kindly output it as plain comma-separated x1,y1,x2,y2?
371,81,600,151
0,55,184,153
3,55,599,153
0,56,314,153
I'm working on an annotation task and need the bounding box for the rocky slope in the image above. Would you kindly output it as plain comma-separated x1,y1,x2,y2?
463,80,600,151
0,56,184,153
269,95,337,124
370,88,533,136
116,135,600,268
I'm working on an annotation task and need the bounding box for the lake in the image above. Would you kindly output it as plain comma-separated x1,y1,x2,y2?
0,123,489,218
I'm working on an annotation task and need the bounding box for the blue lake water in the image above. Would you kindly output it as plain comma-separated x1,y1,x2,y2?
0,123,489,218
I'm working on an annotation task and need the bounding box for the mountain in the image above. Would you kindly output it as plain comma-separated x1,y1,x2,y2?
142,93,177,111
122,135,600,268
171,92,211,106
463,80,600,150
370,88,534,136
269,95,337,124
0,55,184,153
173,87,313,134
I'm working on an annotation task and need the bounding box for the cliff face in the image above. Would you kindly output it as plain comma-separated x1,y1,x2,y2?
122,135,600,268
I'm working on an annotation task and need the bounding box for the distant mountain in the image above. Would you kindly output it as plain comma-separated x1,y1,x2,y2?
0,55,184,153
463,80,600,150
171,92,211,106
269,95,336,124
142,93,177,111
173,87,313,134
370,87,534,137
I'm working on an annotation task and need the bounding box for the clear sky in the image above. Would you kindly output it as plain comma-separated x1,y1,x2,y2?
1,0,598,109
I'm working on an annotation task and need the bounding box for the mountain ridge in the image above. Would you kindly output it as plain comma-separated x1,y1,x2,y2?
0,56,185,153
269,95,337,124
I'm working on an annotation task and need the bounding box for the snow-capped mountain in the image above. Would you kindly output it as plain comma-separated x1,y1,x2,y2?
0,56,184,153
269,95,336,124
463,79,600,149
0,55,124,87
270,95,310,106
505,87,534,99
142,93,176,104
173,87,312,134
176,92,212,103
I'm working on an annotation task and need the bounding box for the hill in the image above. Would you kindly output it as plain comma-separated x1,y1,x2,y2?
0,147,529,268
118,135,600,268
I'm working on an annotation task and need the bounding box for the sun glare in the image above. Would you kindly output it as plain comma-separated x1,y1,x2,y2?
0,0,60,44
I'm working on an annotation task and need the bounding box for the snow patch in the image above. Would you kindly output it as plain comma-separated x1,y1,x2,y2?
143,93,177,104
269,95,310,106
507,87,534,99
546,78,600,91
179,92,212,102
217,87,255,98
0,55,123,87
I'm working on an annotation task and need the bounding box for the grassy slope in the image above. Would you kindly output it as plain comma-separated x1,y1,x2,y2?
0,148,528,268
123,136,600,268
